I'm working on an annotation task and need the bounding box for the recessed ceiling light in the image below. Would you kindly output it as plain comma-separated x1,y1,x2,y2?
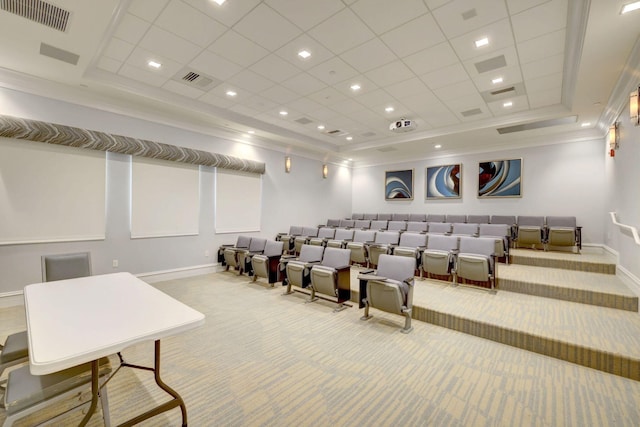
581,122,591,127
148,60,161,69
279,111,288,116
350,84,361,91
434,144,442,149
346,136,353,141
248,130,255,134
621,1,640,14
503,101,513,107
491,77,503,84
475,37,489,48
385,106,394,113
317,125,325,130
348,158,352,161
298,50,311,59
211,0,226,5
225,90,237,97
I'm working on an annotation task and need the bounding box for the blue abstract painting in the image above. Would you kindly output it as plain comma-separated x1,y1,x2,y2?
478,159,522,198
426,164,461,199
385,169,413,200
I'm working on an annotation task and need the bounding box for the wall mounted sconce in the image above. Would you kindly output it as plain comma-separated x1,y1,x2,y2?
322,164,328,179
285,156,291,173
630,86,639,125
608,122,619,157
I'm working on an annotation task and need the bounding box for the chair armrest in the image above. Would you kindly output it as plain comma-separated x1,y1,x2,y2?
335,265,351,272
219,244,234,248
361,269,375,275
358,274,386,281
281,254,297,259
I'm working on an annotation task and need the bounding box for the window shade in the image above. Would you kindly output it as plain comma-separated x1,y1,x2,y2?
215,169,261,233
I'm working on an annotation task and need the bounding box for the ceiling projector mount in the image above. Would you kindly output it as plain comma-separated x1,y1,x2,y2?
389,118,417,132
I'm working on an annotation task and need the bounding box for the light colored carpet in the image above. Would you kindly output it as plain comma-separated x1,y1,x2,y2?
2,272,640,426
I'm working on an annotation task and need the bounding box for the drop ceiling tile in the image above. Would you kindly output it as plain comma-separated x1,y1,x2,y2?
401,91,445,112
340,38,396,73
521,53,563,80
380,13,446,58
128,0,170,23
155,0,227,48
250,55,302,84
433,0,508,38
125,47,183,78
97,57,122,73
334,75,379,97
424,110,460,127
445,97,492,121
189,50,243,81
162,79,205,98
259,85,300,105
349,108,385,124
433,80,483,102
365,61,414,88
308,87,348,106
370,101,413,120
462,46,519,78
471,64,523,92
265,0,345,31
355,88,396,108
384,77,432,99
230,104,262,118
525,72,563,92
280,72,327,96
517,29,565,64
506,0,549,15
449,18,515,61
511,0,567,43
287,97,326,115
487,94,529,115
274,34,334,70
182,0,262,27
307,8,375,55
227,69,276,94
403,42,459,76
103,38,135,62
119,64,167,87
528,87,561,108
207,30,269,67
351,0,429,35
420,63,470,90
241,94,279,112
114,13,150,45
138,26,201,63
308,106,341,122
329,98,365,115
307,56,359,85
425,0,453,9
233,3,302,51
198,91,237,109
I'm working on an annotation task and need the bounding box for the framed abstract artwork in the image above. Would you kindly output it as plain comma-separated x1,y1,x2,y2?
426,164,461,199
385,169,414,200
478,159,522,198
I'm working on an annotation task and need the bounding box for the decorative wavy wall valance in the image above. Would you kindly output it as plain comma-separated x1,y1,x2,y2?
0,115,266,174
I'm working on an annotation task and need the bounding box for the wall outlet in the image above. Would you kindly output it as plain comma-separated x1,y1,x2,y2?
112,259,118,268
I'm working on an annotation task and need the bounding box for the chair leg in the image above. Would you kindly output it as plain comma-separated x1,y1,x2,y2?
100,384,111,427
306,287,318,303
401,309,413,334
360,301,372,320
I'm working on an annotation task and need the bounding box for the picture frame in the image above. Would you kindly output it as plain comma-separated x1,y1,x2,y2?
478,158,522,198
384,169,414,200
426,164,461,199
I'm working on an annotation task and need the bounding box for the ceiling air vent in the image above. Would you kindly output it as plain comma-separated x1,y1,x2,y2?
461,9,477,20
325,129,348,137
474,55,507,74
1,0,71,32
39,42,79,65
491,86,515,96
377,147,397,152
497,116,577,134
461,108,483,117
294,117,313,125
172,68,221,91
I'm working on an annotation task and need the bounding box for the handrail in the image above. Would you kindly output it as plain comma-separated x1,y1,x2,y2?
610,212,640,245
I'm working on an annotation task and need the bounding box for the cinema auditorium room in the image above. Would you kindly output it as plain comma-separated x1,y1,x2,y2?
0,0,639,426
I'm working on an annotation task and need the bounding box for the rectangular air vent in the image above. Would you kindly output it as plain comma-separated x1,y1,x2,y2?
377,147,397,152
474,55,507,74
497,116,577,134
1,0,70,32
172,68,221,91
461,108,483,117
461,9,477,20
491,86,515,96
325,129,348,137
294,117,313,125
39,42,79,65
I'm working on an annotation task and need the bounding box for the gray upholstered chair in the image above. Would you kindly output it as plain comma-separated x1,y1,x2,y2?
451,223,479,237
408,213,426,222
391,213,409,221
490,215,516,240
0,332,29,399
237,237,267,276
252,240,284,286
426,213,445,223
351,213,364,220
353,219,371,229
326,228,354,248
223,236,251,271
445,214,466,224
359,254,416,333
455,236,497,293
326,219,341,227
346,230,376,266
467,215,490,224
370,220,388,231
479,223,511,263
277,226,303,254
406,221,428,233
41,252,92,282
294,226,319,254
377,213,392,221
220,235,251,264
387,220,407,232
393,232,428,270
309,227,336,246
363,213,378,220
339,219,355,228
283,245,325,294
2,357,112,427
367,231,401,268
421,234,459,279
515,216,545,249
427,222,452,234
309,248,352,311
546,216,581,253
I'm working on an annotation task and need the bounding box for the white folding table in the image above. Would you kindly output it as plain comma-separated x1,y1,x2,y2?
23,272,205,426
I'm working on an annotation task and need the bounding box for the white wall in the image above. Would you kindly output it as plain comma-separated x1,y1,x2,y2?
0,88,352,294
352,139,607,245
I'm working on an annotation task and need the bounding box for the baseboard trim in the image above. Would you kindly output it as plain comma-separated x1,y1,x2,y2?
618,265,640,299
0,291,24,308
136,263,219,283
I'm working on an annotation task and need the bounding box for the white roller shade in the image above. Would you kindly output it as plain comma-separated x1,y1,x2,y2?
215,169,261,233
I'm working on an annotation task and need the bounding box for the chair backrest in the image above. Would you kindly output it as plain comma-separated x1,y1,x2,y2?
363,213,378,220
371,220,388,230
334,228,354,240
340,219,355,228
374,231,400,245
354,220,371,229
391,213,409,221
41,252,92,282
326,219,341,227
517,216,544,227
387,220,407,231
408,213,426,222
490,215,516,226
298,245,325,262
320,247,351,268
426,234,459,251
426,213,445,223
263,240,284,257
427,222,452,234
398,232,427,248
317,227,336,239
546,216,576,228
376,254,416,282
248,237,267,252
353,230,376,243
237,235,252,248
377,213,392,221
288,226,303,235
445,214,466,223
302,226,319,237
406,221,428,232
467,215,490,224
479,223,509,238
451,223,478,236
459,236,495,256
351,213,364,220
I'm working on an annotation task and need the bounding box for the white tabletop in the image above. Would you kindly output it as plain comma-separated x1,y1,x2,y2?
24,272,205,375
